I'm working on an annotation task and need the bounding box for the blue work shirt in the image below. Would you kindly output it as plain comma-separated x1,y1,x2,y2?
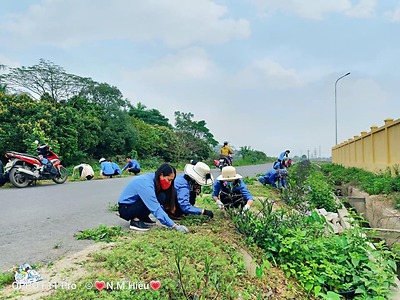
100,161,114,175
174,174,203,215
112,162,122,174
212,179,254,201
278,151,288,161
122,159,140,171
118,173,175,227
260,169,286,188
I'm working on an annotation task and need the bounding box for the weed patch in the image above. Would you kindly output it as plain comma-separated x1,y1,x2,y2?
38,198,308,300
75,225,124,243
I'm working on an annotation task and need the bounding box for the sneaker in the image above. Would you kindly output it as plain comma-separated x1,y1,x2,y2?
168,213,183,221
142,215,156,226
129,220,150,231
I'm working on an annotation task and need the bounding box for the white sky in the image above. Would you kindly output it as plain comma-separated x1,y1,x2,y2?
1,0,399,158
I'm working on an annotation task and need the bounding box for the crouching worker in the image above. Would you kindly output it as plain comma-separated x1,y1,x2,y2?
117,163,189,233
212,166,254,212
258,169,288,188
72,163,94,180
174,161,214,219
99,158,120,178
122,156,141,175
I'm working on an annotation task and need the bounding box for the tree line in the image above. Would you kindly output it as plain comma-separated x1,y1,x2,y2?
0,59,269,166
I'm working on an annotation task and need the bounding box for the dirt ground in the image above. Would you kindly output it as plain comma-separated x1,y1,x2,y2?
1,243,114,299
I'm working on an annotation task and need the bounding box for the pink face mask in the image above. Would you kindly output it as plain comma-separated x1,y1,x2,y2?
160,178,171,190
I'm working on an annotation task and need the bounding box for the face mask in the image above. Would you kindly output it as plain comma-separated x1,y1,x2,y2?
160,178,171,190
223,181,234,188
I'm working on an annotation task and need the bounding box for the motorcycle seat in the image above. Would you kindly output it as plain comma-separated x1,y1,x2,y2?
7,151,40,161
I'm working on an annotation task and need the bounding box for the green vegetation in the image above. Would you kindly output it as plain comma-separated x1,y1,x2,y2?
2,163,399,299
282,161,341,213
232,162,398,299
75,225,124,243
14,198,307,300
233,202,397,299
0,271,14,289
0,60,273,169
321,163,400,210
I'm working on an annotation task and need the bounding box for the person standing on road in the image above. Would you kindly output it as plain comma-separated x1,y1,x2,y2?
212,166,254,211
173,161,214,219
117,163,189,233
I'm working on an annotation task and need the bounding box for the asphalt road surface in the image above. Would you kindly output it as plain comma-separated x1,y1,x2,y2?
0,163,272,272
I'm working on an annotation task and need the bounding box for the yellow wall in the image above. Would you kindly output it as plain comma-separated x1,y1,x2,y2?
332,118,400,173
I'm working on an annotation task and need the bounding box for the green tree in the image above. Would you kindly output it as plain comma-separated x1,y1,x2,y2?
174,111,218,146
0,59,92,102
154,125,180,162
79,82,131,112
132,118,162,159
129,102,172,128
238,146,252,160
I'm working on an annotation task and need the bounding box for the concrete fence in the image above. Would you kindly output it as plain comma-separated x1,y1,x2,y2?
332,118,400,173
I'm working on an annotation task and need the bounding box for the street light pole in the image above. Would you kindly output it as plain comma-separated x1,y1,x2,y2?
335,72,350,145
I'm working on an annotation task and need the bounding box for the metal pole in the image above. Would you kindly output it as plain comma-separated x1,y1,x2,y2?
335,72,350,145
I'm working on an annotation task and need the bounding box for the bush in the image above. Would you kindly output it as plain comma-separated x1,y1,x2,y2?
322,163,400,196
232,202,398,299
282,161,339,212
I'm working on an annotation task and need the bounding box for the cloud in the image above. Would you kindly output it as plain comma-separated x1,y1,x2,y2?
121,47,215,84
251,0,376,20
344,0,377,18
234,59,305,89
1,0,250,48
384,6,400,22
0,55,20,68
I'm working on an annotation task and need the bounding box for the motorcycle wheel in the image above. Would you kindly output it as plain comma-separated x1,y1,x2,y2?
53,166,68,184
9,168,30,188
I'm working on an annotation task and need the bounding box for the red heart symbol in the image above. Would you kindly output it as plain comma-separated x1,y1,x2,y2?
95,281,105,291
150,280,161,290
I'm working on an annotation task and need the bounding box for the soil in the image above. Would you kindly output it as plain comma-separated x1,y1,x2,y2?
1,243,114,299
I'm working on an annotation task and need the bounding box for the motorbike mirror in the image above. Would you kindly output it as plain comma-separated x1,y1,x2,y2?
34,140,39,145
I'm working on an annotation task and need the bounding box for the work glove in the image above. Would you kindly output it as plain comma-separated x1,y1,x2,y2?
173,224,189,233
203,209,214,218
215,200,224,209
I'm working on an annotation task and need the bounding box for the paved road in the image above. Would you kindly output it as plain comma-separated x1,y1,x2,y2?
0,163,272,272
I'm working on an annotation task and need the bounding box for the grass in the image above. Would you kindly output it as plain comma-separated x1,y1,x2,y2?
75,225,124,243
1,188,310,299
45,205,307,299
0,271,14,289
0,174,312,299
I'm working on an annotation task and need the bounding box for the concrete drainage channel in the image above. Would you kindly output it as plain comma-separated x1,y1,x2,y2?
338,186,400,299
237,188,400,298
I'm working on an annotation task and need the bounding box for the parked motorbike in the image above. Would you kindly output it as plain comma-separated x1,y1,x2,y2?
5,142,68,188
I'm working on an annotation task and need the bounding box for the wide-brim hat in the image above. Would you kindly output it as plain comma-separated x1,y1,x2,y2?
184,162,214,186
99,158,106,163
217,166,242,181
